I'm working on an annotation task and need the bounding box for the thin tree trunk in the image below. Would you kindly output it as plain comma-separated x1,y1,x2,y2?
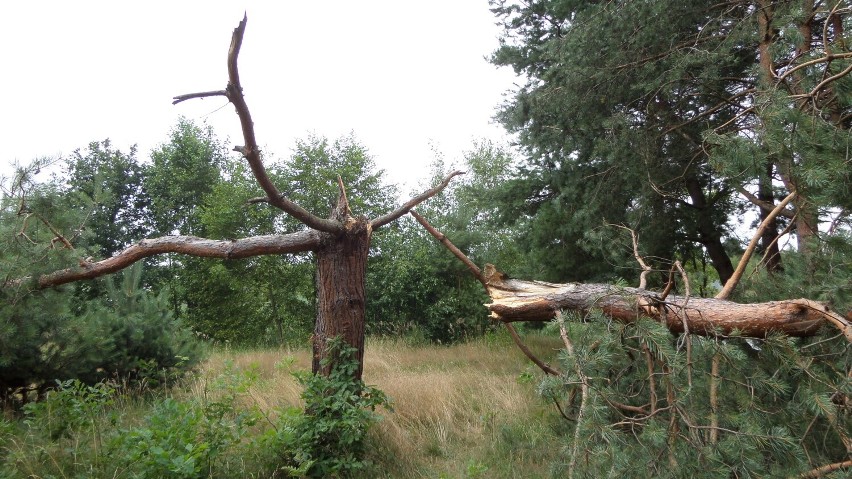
758,162,782,272
685,178,734,284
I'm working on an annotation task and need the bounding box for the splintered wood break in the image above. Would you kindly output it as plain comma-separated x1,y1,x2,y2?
483,264,827,338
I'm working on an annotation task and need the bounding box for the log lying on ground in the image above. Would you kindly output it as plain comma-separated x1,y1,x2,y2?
483,265,828,338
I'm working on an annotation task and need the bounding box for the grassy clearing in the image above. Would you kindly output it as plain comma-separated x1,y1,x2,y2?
1,332,565,478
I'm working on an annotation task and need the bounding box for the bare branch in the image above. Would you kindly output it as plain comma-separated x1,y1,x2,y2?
36,231,321,288
371,171,464,229
674,260,693,388
737,186,796,219
174,15,343,235
799,460,852,479
717,191,797,300
505,323,562,376
643,345,658,415
334,175,352,218
659,263,677,301
610,224,651,289
409,209,486,287
777,52,852,83
172,90,228,105
793,61,852,99
557,311,589,479
709,351,721,444
247,196,272,205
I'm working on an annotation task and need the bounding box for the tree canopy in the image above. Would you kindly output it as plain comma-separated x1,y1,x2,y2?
489,0,852,296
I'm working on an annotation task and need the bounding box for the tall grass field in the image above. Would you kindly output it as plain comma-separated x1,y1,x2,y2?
1,333,564,478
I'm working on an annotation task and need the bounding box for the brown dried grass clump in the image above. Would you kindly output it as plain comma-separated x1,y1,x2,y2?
196,333,562,477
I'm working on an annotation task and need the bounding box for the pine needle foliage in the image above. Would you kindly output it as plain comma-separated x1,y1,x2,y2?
539,309,850,478
1,164,201,403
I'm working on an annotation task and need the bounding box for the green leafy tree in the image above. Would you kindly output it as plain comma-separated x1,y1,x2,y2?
146,117,226,237
368,142,523,342
275,134,397,225
59,140,153,307
61,140,152,257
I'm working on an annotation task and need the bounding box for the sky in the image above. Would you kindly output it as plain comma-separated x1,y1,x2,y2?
1,1,519,189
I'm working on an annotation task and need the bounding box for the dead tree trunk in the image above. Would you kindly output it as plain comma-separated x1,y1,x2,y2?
411,212,852,345
314,210,371,377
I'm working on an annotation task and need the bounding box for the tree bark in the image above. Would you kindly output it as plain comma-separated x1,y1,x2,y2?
483,265,828,338
758,162,782,272
313,221,371,379
685,178,734,285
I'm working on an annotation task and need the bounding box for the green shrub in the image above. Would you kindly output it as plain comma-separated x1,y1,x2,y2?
114,363,262,479
0,264,202,403
268,337,391,477
22,379,115,441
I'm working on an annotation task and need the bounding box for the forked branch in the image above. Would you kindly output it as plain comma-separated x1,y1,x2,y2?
173,15,343,235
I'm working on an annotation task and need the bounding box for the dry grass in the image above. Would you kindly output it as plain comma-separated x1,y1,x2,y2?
1,333,564,478
194,333,564,477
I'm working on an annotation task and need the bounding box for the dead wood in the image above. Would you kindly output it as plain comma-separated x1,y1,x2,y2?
34,232,321,288
483,264,837,339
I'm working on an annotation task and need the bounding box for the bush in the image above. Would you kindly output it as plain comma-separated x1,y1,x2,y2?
268,337,391,477
0,264,201,403
3,363,264,478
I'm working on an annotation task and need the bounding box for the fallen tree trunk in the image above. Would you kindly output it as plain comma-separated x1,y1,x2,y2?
484,265,830,338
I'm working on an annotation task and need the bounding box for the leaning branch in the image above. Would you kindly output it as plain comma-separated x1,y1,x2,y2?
736,186,796,219
716,191,797,300
174,15,342,235
411,211,560,376
409,209,485,287
371,171,464,228
36,231,322,288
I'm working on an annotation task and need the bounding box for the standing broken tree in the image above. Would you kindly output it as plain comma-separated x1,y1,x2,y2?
4,16,459,381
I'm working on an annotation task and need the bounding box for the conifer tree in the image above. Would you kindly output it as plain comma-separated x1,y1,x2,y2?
489,0,852,284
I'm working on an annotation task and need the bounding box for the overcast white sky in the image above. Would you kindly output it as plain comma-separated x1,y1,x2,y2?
1,1,518,189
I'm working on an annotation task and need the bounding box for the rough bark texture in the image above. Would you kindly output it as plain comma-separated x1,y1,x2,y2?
34,232,321,288
484,265,827,338
313,216,372,379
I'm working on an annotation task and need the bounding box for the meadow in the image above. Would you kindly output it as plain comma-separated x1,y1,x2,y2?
1,332,565,478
